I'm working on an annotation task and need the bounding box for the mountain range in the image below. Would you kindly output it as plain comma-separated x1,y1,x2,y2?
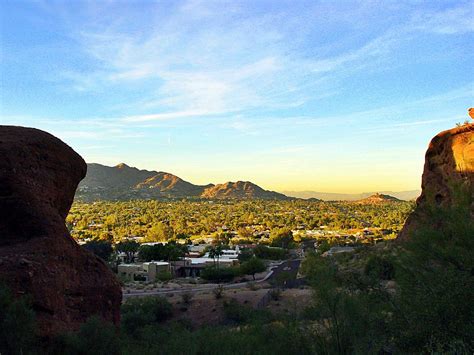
76,163,289,201
282,190,420,201
76,163,415,202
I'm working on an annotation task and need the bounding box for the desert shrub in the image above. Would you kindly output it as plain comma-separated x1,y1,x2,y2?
302,252,391,353
364,255,395,280
200,266,236,282
156,270,172,282
254,245,287,260
268,288,281,301
0,283,37,355
317,240,331,254
181,292,193,305
391,198,474,352
54,316,119,355
223,299,255,324
121,296,172,335
237,248,254,262
247,281,258,291
213,285,224,299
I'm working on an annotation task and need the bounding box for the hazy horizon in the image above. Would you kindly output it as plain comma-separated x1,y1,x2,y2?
2,1,473,193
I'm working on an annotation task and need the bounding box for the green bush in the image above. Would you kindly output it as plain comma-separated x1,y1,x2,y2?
223,299,255,323
213,285,225,299
0,284,37,355
200,266,237,282
54,316,119,355
268,288,281,301
364,255,395,280
391,198,474,352
254,245,287,260
121,296,172,336
155,270,172,282
181,292,193,305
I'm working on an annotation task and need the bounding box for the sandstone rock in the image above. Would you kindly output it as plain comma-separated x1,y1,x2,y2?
398,124,474,240
0,126,122,337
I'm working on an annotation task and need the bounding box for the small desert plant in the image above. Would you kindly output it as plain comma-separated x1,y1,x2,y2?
213,285,225,299
181,292,193,305
269,288,281,301
247,281,258,291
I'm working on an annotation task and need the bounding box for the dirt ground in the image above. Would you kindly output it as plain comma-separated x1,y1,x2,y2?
265,288,313,318
164,286,313,327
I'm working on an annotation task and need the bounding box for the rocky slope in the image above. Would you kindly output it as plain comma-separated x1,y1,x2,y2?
0,126,122,337
77,163,288,200
201,181,289,200
399,124,473,240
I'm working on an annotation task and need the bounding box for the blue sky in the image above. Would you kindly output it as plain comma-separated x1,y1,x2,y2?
1,0,473,193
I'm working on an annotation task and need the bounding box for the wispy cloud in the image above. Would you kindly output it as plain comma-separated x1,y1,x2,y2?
53,1,472,124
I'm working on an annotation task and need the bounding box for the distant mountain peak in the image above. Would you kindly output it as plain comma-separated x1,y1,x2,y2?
357,193,401,204
77,163,289,201
115,163,130,169
201,180,288,200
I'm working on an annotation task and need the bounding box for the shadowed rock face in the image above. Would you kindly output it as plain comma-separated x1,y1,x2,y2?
0,126,122,337
399,124,474,240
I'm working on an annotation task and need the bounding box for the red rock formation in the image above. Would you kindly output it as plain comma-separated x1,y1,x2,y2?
399,124,474,240
0,126,122,337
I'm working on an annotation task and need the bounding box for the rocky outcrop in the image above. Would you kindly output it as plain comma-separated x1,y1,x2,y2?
0,126,122,337
399,124,474,240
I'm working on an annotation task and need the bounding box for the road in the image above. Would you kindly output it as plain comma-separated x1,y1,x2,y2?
122,259,302,300
266,259,301,284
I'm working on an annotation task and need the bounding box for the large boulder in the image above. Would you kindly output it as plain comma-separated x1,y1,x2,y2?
399,124,474,240
0,126,122,337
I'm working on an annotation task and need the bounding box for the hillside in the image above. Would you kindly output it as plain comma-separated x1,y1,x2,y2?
76,163,288,201
201,181,289,200
356,193,401,204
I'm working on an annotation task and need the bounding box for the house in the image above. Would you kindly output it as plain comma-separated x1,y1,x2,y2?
174,257,237,278
118,261,170,282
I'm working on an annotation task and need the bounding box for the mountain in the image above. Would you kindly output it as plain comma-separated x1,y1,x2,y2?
76,163,288,201
201,181,289,200
355,193,402,204
282,190,420,201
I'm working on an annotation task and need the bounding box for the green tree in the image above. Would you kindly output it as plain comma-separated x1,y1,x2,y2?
270,228,294,249
83,240,113,261
392,198,474,352
116,240,139,263
240,257,266,280
145,222,174,242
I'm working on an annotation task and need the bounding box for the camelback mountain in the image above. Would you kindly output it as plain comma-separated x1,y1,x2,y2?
399,123,474,240
0,126,122,338
356,193,401,204
77,163,288,201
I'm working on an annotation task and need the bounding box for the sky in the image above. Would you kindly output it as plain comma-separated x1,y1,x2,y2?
1,0,473,193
